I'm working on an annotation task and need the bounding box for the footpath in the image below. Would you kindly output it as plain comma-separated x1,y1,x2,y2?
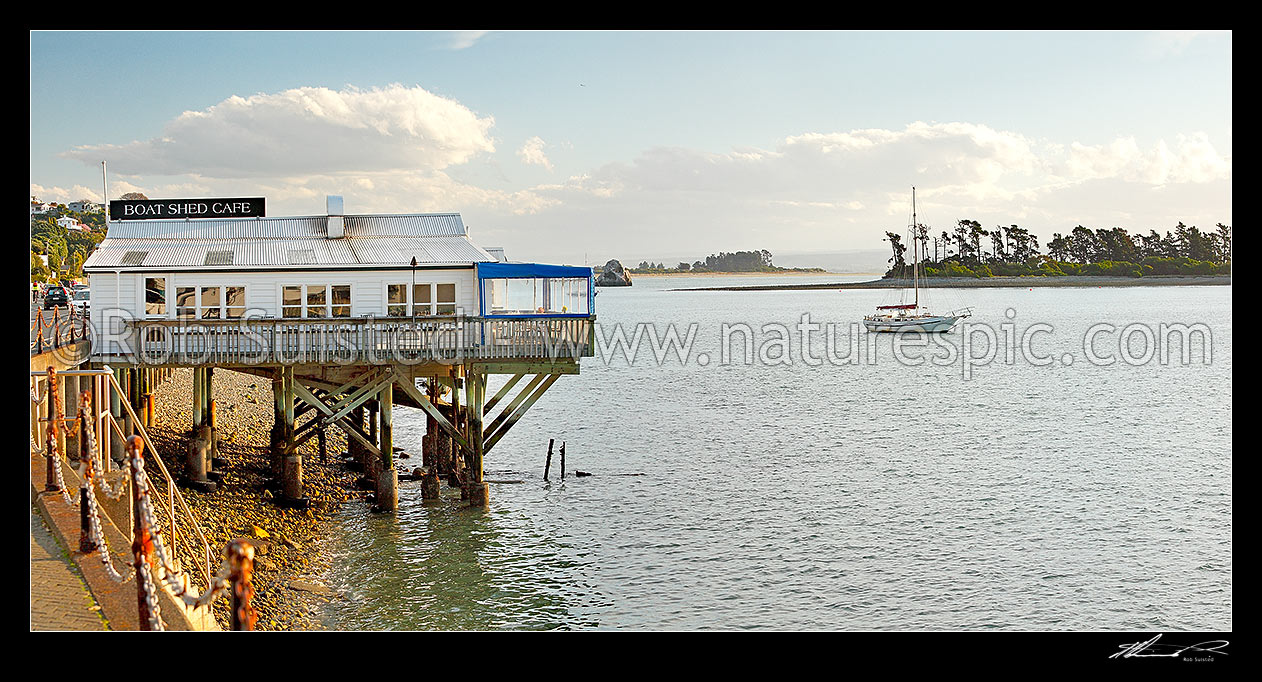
30,508,109,631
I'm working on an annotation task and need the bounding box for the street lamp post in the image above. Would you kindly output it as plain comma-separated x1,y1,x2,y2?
410,256,418,317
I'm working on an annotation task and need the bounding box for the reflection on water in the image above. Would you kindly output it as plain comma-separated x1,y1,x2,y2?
319,275,1232,630
320,483,611,630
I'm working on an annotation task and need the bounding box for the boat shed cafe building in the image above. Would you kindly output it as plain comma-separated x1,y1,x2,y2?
83,196,596,365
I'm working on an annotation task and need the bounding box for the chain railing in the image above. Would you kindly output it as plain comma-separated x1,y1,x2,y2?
30,304,90,356
32,367,257,630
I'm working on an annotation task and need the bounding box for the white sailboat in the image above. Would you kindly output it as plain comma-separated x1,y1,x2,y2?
862,188,972,333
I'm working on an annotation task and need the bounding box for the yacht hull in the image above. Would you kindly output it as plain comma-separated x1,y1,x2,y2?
863,315,963,333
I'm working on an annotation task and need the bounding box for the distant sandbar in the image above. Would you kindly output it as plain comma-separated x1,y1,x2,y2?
671,275,1232,292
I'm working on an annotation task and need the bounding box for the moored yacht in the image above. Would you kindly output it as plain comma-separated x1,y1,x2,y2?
862,188,971,333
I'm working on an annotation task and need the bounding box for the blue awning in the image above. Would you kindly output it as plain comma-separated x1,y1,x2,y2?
476,262,593,279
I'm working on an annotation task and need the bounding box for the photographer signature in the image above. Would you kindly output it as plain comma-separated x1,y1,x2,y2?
1110,634,1229,659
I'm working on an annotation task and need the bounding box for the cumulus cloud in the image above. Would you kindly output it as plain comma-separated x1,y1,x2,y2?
62,84,496,178
30,183,102,203
485,122,1231,263
447,31,489,50
517,136,554,171
1059,133,1231,185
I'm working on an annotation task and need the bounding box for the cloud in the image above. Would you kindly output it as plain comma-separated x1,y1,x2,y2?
30,183,102,203
43,107,1231,266
1059,133,1231,185
62,84,496,179
479,122,1231,263
517,136,554,171
447,31,489,50
1143,30,1231,57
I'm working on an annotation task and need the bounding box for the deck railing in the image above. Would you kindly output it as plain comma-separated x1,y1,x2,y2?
31,305,90,356
31,368,215,595
121,315,595,365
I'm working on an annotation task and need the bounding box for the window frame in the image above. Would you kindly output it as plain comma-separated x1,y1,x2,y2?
280,283,353,319
383,280,459,317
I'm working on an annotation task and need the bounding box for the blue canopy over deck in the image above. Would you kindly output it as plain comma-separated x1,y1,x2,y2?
476,262,594,318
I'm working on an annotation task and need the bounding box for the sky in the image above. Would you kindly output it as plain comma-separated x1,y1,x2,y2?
29,30,1232,269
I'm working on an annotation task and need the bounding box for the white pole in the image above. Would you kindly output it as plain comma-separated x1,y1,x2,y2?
102,161,109,229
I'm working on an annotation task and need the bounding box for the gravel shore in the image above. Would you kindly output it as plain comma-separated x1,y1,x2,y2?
147,367,364,631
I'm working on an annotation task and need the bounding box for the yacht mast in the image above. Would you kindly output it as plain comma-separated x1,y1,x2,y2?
912,187,918,308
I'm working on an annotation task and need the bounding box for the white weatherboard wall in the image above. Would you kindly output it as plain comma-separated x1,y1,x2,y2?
89,273,138,356
112,268,477,320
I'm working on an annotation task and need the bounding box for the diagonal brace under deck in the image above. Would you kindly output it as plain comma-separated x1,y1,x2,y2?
483,373,562,455
389,369,474,457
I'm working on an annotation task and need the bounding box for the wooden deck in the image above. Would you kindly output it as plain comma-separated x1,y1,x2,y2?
97,315,596,367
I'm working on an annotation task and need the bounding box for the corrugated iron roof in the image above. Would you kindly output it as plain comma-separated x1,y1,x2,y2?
85,212,494,270
100,213,467,240
85,233,494,270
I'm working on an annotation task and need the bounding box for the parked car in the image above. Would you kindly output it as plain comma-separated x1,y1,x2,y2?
72,289,90,313
43,287,70,310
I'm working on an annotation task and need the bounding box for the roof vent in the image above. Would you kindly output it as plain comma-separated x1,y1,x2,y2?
204,250,234,266
327,195,344,239
288,249,316,265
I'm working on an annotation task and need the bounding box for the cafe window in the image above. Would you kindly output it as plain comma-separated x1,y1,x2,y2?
225,286,246,318
144,277,166,316
171,285,247,319
387,282,457,316
331,285,351,317
282,286,301,318
283,284,351,318
436,284,456,315
306,285,326,319
176,286,196,319
387,284,407,317
483,277,590,316
201,286,221,319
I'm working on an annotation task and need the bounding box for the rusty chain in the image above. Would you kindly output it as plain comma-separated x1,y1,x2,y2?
38,372,257,630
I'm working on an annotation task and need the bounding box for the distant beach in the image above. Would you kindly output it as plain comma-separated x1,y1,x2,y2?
670,274,1232,291
630,270,864,278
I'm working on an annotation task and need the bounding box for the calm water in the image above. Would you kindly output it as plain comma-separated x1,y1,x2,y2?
317,275,1232,630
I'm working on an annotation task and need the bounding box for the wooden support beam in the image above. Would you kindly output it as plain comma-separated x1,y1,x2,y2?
291,374,389,433
282,365,304,502
290,378,381,458
319,370,391,427
483,373,524,414
377,382,397,511
390,370,473,456
470,371,485,483
474,361,580,376
484,374,547,437
483,373,562,454
192,367,203,430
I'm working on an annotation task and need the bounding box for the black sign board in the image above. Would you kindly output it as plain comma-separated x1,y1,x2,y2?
110,198,266,221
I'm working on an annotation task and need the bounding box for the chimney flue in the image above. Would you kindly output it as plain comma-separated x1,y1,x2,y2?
326,195,344,239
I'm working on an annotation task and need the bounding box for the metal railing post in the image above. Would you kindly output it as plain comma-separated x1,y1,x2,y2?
127,435,160,630
78,390,97,553
45,367,60,491
226,539,257,630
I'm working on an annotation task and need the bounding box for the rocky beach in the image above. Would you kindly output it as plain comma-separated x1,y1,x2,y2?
146,368,364,630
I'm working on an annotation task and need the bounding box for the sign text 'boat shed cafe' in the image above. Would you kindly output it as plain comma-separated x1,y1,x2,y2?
110,197,266,221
